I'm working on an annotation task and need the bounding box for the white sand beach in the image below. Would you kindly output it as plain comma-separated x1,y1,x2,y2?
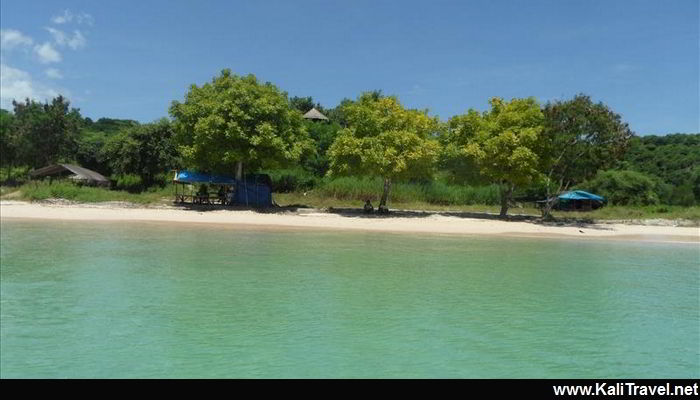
1,200,698,243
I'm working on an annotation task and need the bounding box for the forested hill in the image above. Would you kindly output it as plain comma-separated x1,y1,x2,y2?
83,117,140,134
620,133,700,186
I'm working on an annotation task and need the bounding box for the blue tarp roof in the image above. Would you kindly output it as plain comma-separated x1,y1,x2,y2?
558,190,605,202
173,170,236,185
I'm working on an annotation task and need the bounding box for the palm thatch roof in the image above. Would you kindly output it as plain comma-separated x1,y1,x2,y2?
30,164,110,186
302,107,329,121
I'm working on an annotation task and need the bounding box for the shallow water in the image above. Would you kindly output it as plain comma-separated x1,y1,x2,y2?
1,219,698,378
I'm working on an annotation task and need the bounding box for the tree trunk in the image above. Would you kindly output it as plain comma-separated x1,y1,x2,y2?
235,161,243,181
378,177,391,214
499,182,514,218
541,179,571,220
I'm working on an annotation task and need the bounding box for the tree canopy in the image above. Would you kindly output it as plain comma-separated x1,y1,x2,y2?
541,94,634,187
328,92,441,211
446,97,545,216
169,69,313,175
101,119,179,186
9,96,82,168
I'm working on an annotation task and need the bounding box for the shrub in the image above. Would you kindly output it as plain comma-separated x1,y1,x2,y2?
112,174,144,192
670,184,696,206
578,170,664,206
265,168,319,192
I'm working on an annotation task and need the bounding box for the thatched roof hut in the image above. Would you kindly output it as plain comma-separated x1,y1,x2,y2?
30,164,110,186
302,107,329,121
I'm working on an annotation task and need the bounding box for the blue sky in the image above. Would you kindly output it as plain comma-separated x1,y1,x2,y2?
1,0,698,134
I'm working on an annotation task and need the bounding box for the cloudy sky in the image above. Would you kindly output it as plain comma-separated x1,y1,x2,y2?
1,0,698,134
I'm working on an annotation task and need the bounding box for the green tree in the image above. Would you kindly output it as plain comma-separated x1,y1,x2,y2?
0,109,16,177
439,109,487,185
101,119,179,187
448,97,545,217
11,96,82,168
540,94,634,216
289,96,326,114
169,70,312,178
327,92,441,212
302,120,343,175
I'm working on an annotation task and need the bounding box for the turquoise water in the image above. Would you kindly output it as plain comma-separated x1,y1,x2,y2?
1,219,698,378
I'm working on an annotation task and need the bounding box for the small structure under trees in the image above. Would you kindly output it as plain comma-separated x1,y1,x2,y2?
29,164,110,186
537,190,606,212
172,170,272,207
302,107,329,122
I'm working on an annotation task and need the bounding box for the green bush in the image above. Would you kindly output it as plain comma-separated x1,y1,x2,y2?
578,170,665,206
112,174,144,192
670,184,696,206
0,166,31,185
265,168,319,192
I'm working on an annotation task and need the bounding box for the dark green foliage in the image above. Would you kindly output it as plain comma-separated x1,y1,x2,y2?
84,117,140,134
112,174,145,192
101,119,179,187
617,134,700,205
670,184,696,207
541,94,634,187
10,96,82,168
76,118,142,176
0,109,16,171
289,96,325,114
578,170,668,206
75,131,111,175
619,134,700,187
265,168,319,192
301,120,342,175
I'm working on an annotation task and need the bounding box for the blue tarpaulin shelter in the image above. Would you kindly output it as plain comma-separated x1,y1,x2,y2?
173,170,272,207
556,190,605,211
558,190,605,202
174,170,236,185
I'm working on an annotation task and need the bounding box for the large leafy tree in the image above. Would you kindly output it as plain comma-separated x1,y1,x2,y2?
327,92,441,212
448,97,545,217
439,109,486,185
101,119,179,186
169,69,313,177
76,118,141,176
11,96,82,168
540,94,634,216
0,109,16,173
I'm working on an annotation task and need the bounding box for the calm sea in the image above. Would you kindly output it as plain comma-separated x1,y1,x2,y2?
1,219,698,378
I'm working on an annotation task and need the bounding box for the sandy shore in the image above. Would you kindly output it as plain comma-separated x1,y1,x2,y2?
1,200,698,243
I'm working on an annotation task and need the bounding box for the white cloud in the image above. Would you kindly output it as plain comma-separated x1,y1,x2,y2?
76,12,95,26
0,29,34,50
45,27,67,45
68,30,86,50
34,42,62,63
45,68,63,79
51,10,94,26
51,10,73,24
45,27,86,50
0,64,60,109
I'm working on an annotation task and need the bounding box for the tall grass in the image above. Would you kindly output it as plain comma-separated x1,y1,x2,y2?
16,180,172,204
316,176,501,205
